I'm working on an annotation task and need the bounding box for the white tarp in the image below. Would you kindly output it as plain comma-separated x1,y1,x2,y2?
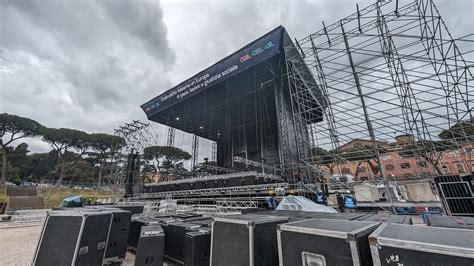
275,196,338,213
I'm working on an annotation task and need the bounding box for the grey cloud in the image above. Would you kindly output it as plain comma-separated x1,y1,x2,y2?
98,0,175,65
0,0,174,136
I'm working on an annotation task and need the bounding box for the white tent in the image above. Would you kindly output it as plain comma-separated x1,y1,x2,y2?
275,196,338,213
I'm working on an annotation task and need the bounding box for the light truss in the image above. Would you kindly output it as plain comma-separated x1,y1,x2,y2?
129,182,290,200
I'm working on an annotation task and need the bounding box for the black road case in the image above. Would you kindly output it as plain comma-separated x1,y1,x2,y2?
427,215,474,229
33,210,112,266
369,223,474,265
211,214,289,266
101,208,132,264
128,217,164,249
185,229,211,266
163,221,202,264
67,206,132,263
135,225,165,266
277,218,380,266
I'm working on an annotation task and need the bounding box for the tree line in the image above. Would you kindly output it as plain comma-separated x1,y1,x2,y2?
0,113,126,185
0,113,195,186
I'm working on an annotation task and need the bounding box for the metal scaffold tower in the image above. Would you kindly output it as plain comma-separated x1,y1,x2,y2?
284,0,473,185
102,120,160,186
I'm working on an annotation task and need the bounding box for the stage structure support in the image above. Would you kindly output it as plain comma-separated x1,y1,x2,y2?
167,126,175,147
284,0,472,188
191,134,199,170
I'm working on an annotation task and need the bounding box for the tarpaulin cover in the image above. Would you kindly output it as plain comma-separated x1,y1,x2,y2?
275,196,338,213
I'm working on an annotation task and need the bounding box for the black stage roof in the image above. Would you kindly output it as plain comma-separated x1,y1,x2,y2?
142,26,284,117
141,26,322,145
141,27,286,138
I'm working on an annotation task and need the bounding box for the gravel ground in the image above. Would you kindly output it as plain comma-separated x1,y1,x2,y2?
0,225,179,266
0,226,139,266
0,225,42,266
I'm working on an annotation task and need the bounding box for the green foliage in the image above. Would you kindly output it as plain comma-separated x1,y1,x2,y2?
0,113,44,143
144,146,191,172
398,140,457,158
54,160,97,183
0,113,44,183
438,118,473,141
89,133,126,153
23,151,58,180
42,128,92,182
5,143,30,171
312,147,335,164
42,127,91,152
339,145,387,161
0,113,130,185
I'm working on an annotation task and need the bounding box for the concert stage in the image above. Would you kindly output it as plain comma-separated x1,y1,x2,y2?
141,26,325,171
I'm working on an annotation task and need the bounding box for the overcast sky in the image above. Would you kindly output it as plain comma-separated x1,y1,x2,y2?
1,0,473,154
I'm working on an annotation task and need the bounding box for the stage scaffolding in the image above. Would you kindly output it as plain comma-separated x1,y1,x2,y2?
284,0,473,184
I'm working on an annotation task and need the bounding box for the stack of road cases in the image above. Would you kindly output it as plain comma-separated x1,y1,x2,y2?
33,210,112,266
369,223,474,265
277,218,380,266
163,221,202,264
128,216,166,249
211,214,289,266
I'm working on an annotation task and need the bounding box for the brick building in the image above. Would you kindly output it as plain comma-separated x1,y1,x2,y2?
325,135,473,181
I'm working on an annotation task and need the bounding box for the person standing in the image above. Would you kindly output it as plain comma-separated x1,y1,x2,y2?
336,192,344,212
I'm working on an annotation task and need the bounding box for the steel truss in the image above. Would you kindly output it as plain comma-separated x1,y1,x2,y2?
128,182,290,200
285,0,473,184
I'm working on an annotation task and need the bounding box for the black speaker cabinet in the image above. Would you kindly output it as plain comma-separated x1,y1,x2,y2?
101,209,132,264
184,229,211,266
163,221,202,264
211,214,289,266
277,218,380,266
33,211,112,266
135,225,165,266
427,215,474,229
128,217,163,249
369,223,474,265
60,206,132,264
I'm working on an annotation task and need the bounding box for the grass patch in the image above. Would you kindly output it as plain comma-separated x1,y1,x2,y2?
38,187,123,209
0,185,6,202
0,185,123,209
